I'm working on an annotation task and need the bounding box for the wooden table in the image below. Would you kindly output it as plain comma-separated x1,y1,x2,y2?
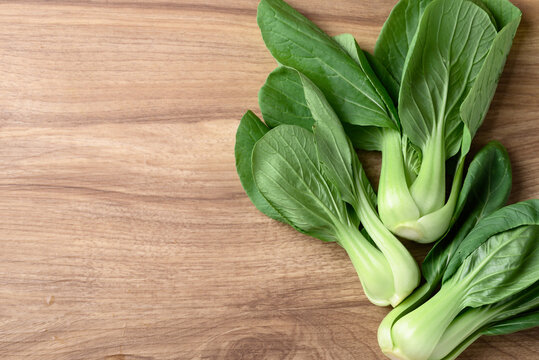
0,1,537,359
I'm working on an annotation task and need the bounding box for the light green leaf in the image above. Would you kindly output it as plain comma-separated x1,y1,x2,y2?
453,225,539,307
235,111,285,222
444,199,539,281
460,9,521,155
399,0,497,157
422,141,512,284
252,124,346,242
374,0,434,85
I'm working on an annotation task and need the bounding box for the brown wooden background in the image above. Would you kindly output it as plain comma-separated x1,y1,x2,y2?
0,1,537,359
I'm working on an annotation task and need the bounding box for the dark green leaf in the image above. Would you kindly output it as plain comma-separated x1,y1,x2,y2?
482,0,521,28
484,310,539,336
364,51,400,105
488,281,539,326
257,0,396,129
300,72,357,204
332,33,399,125
258,66,314,130
235,111,285,222
344,124,385,152
299,71,378,210
438,282,539,360
468,0,498,28
257,66,378,208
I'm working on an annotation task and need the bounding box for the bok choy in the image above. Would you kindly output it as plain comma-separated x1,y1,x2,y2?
374,0,522,243
378,143,539,359
237,69,419,306
381,200,539,360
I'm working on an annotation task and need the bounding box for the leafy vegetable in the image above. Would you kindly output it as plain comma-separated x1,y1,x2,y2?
378,141,512,351
379,199,539,360
252,70,420,306
423,141,512,284
431,281,538,360
375,0,521,243
252,124,399,306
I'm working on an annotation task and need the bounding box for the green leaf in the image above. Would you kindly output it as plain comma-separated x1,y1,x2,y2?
488,281,539,326
387,219,538,360
459,8,521,155
298,70,379,222
374,0,434,85
285,73,419,306
468,0,498,28
453,141,512,223
258,66,314,130
422,141,512,284
481,0,521,28
364,51,400,105
258,66,379,208
331,33,402,152
402,135,422,184
433,282,539,360
484,310,539,336
444,199,539,282
257,0,396,129
398,0,497,157
235,111,285,222
453,225,539,308
344,124,385,152
332,33,399,125
300,71,357,205
251,124,405,307
252,124,345,242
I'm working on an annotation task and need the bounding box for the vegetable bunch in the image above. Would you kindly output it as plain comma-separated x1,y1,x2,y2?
234,0,538,358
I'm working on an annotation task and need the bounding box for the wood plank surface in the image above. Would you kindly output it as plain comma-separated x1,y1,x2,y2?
0,0,537,359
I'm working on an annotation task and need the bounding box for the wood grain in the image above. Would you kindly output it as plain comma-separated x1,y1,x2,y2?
0,1,537,359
